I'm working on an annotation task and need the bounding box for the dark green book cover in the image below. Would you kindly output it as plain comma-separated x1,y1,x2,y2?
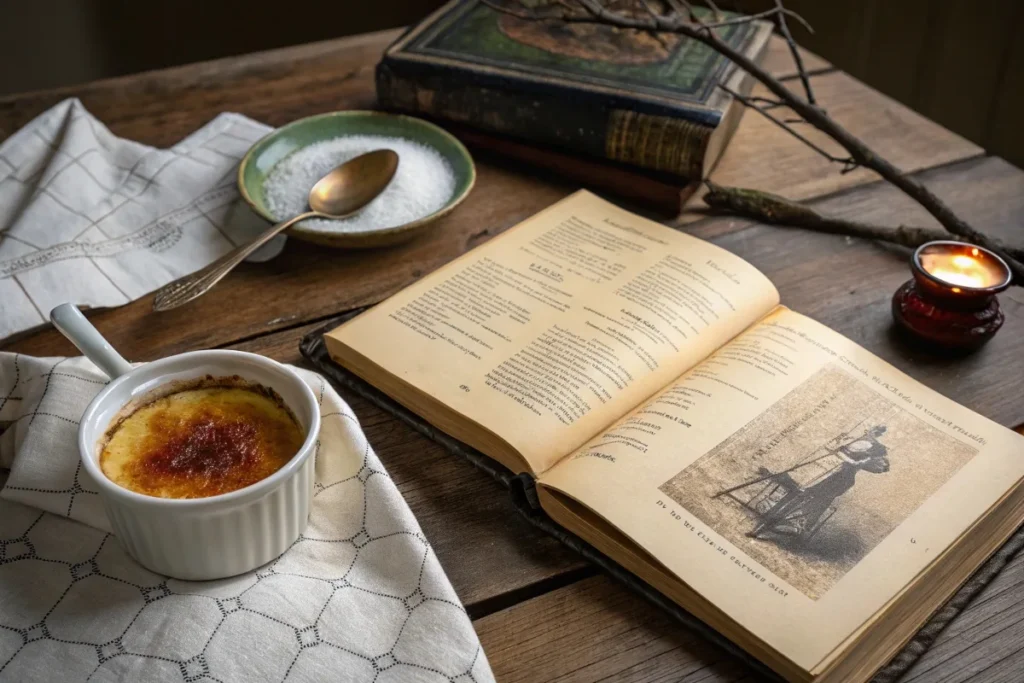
377,0,773,178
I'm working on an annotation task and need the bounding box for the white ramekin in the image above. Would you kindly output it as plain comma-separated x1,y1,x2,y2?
77,350,320,581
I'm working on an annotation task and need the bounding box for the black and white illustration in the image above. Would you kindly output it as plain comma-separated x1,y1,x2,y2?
659,364,978,600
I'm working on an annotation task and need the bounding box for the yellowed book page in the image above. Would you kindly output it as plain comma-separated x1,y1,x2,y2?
540,306,1024,672
327,190,779,473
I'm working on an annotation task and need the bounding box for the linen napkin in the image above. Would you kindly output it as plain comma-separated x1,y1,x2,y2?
0,352,495,683
0,99,279,342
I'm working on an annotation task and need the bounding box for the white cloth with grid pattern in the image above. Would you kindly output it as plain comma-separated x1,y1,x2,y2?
0,98,280,342
0,352,494,683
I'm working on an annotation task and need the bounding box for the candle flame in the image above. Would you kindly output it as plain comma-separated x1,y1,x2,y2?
921,250,1003,289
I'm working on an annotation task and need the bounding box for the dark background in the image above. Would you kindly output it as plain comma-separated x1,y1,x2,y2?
3,1,1021,166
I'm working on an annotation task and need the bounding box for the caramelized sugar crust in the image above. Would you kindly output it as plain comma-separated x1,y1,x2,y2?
100,385,304,499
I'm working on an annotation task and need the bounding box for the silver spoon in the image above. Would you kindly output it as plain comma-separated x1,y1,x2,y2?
152,149,400,312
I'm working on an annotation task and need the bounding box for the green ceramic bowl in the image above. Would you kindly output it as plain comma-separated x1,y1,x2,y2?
238,111,476,248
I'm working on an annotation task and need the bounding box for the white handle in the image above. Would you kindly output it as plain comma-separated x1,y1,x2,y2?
49,304,133,379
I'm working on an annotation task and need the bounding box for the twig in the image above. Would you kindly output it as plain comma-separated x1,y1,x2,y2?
718,84,855,167
773,0,815,105
665,0,697,22
703,183,1024,283
703,0,724,22
480,0,566,20
743,95,786,110
638,0,661,17
482,0,807,30
703,6,812,32
635,0,675,49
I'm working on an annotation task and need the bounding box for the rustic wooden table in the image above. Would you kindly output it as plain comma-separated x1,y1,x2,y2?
4,29,1024,683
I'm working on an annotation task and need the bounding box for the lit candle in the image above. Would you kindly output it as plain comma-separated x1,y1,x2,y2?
919,246,1006,291
892,241,1012,351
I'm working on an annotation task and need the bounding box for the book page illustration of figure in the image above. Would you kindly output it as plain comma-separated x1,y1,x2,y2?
659,364,978,600
718,425,890,545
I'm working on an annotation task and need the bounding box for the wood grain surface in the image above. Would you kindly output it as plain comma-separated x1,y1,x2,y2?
2,27,1022,683
475,539,1024,683
475,575,748,683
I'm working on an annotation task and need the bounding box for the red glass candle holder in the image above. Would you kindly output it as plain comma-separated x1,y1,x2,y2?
892,241,1012,351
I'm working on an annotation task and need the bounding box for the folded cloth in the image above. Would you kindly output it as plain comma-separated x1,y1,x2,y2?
0,99,279,342
0,352,495,683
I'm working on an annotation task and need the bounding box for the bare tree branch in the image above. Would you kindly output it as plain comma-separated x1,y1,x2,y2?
703,183,1024,283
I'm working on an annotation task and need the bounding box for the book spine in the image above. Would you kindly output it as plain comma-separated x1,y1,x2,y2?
605,110,712,179
376,62,713,178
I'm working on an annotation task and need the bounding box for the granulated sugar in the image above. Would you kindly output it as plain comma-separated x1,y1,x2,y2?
263,135,456,233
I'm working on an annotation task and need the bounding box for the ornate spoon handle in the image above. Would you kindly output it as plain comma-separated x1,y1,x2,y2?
152,211,319,312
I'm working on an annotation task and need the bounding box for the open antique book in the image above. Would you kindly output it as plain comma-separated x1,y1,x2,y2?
324,191,1024,683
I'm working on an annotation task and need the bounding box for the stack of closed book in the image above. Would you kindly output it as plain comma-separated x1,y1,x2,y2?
375,0,773,212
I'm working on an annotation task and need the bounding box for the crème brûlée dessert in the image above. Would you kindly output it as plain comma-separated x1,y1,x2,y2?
100,379,305,499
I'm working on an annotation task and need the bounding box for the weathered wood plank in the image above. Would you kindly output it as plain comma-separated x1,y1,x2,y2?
476,535,1024,683
474,575,747,683
3,65,981,360
0,29,401,145
225,321,591,616
900,543,1024,683
760,38,831,81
